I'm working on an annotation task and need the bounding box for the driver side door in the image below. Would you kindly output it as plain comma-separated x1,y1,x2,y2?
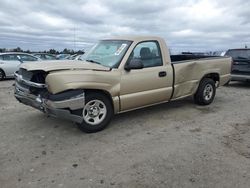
120,41,173,112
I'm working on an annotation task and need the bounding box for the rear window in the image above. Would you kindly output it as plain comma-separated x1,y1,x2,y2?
225,49,250,60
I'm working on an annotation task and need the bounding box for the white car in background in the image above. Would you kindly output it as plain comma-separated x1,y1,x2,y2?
66,54,84,60
0,52,40,80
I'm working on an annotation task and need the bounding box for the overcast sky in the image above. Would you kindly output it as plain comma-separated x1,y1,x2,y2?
0,0,249,52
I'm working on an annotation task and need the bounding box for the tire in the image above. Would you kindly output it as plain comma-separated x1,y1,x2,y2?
0,69,5,81
77,92,113,133
194,78,216,105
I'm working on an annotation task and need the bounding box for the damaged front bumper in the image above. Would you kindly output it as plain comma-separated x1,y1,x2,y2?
14,78,85,123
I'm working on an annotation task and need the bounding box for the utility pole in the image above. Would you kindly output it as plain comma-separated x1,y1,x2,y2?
74,26,76,51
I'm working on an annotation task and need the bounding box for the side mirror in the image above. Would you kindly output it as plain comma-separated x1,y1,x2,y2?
125,59,143,71
17,55,24,63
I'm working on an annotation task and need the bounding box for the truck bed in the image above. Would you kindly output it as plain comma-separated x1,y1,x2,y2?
170,54,219,63
170,56,232,100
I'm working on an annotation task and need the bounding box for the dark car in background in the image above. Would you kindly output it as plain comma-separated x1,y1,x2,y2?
225,49,250,83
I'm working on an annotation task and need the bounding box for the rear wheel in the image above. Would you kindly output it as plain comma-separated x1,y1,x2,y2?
0,70,5,81
77,92,113,133
194,78,216,105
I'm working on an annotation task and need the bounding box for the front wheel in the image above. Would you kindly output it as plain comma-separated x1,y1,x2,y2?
194,78,216,105
77,92,113,133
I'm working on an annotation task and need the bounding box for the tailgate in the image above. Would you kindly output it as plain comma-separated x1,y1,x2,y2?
232,60,250,75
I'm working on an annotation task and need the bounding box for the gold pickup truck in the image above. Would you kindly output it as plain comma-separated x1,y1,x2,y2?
14,36,231,133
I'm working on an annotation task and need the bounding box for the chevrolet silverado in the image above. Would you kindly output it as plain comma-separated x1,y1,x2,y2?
14,36,231,133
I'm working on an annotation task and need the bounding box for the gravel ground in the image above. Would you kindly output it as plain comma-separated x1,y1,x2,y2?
0,80,250,188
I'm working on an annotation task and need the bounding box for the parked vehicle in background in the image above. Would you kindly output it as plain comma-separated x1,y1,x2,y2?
220,51,226,56
181,52,210,56
224,49,250,83
74,54,83,60
14,36,231,133
56,54,70,60
66,54,78,60
0,52,40,80
76,54,86,60
66,54,84,60
33,53,57,60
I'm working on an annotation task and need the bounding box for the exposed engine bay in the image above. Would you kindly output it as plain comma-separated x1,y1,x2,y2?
14,68,85,123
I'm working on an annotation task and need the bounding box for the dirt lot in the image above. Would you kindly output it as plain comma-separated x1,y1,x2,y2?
0,80,250,188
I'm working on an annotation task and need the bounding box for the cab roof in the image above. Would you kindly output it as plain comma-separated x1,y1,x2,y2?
103,35,164,42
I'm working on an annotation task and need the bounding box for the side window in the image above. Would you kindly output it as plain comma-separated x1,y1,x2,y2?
45,54,56,60
2,54,18,61
35,54,42,59
20,55,37,61
129,41,163,68
0,55,2,60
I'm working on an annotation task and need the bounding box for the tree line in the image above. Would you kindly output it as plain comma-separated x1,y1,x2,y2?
0,47,85,55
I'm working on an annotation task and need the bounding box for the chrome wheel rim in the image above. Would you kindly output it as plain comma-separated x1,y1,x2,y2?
203,84,213,101
83,100,107,125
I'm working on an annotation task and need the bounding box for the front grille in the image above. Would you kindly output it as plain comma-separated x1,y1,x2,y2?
18,68,33,80
16,68,33,90
16,68,48,96
31,71,47,84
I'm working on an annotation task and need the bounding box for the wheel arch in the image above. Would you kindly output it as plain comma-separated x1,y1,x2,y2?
194,72,219,96
84,89,115,111
202,72,220,84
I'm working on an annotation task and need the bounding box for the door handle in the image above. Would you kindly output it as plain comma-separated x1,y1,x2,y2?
159,71,167,77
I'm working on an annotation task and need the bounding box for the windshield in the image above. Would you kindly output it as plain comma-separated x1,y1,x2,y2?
81,40,132,68
225,49,250,60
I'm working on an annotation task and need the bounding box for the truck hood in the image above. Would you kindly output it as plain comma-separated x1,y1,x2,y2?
20,60,111,72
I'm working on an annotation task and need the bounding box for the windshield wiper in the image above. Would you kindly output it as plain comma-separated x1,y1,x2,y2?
86,59,101,65
85,59,111,68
